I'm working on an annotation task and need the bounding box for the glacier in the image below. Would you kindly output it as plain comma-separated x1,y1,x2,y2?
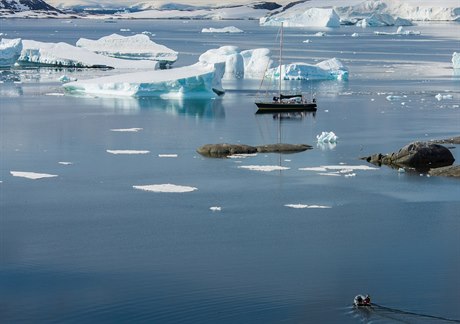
76,33,178,68
63,62,225,98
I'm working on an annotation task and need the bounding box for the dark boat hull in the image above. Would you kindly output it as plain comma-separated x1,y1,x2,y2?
255,102,317,112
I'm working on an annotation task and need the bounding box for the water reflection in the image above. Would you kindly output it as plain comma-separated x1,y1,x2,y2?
94,96,225,118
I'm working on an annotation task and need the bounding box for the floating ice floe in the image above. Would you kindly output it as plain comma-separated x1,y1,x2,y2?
452,52,460,69
63,62,225,98
17,39,158,69
59,75,77,83
76,34,178,67
267,58,349,81
199,46,272,80
351,33,359,37
435,93,453,101
316,131,338,143
260,8,341,27
285,204,332,209
299,165,379,177
228,153,258,159
58,162,73,165
238,165,290,172
110,128,143,132
386,95,405,101
201,26,243,33
10,171,58,180
0,38,22,66
107,150,150,154
133,184,197,193
158,154,178,158
374,26,420,35
210,206,222,211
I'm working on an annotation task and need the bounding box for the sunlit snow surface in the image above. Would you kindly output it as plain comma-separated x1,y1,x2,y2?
10,171,58,179
133,184,198,193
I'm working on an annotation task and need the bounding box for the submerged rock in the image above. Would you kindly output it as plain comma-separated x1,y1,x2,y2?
197,143,258,158
363,141,456,173
197,143,311,158
428,165,460,178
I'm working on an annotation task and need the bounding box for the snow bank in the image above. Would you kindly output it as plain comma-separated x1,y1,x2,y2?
10,171,58,180
76,34,178,67
201,26,243,33
261,8,341,27
0,38,22,66
267,58,349,81
133,184,197,193
199,46,273,80
18,39,158,69
63,62,225,98
453,52,460,69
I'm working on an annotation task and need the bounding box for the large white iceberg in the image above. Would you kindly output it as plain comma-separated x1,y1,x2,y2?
63,62,225,98
267,58,349,81
76,33,178,67
199,46,273,80
0,38,22,66
261,8,341,27
18,39,158,69
453,52,460,69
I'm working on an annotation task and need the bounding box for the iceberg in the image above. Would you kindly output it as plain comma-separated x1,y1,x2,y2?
199,46,273,80
76,34,178,68
63,62,225,98
260,8,341,28
356,13,412,27
316,131,339,143
0,38,22,66
267,58,349,81
453,52,460,69
18,39,158,69
201,26,243,33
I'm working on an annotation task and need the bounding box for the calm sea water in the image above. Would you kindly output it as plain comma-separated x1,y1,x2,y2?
1,19,459,323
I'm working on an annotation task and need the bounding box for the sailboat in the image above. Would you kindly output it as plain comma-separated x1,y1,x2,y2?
255,23,317,113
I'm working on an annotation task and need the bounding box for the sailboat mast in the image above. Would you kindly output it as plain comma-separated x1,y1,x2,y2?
279,22,283,99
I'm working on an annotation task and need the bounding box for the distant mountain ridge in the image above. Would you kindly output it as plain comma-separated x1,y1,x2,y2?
0,0,59,12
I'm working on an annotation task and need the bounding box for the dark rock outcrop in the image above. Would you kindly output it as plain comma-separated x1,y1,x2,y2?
430,136,460,145
363,141,455,170
197,143,312,158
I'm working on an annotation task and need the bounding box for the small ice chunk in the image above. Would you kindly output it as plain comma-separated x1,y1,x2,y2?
107,150,150,154
59,75,76,83
435,93,453,101
351,33,359,37
386,95,403,101
316,131,338,143
58,161,73,165
133,184,197,193
158,154,178,158
285,204,331,209
110,128,143,132
11,171,58,180
238,165,290,172
210,206,222,211
201,26,243,33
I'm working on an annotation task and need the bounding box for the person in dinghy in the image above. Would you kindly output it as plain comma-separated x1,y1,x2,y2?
354,294,371,307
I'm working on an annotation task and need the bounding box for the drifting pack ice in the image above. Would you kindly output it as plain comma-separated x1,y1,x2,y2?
63,62,225,98
76,34,178,68
0,38,158,69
